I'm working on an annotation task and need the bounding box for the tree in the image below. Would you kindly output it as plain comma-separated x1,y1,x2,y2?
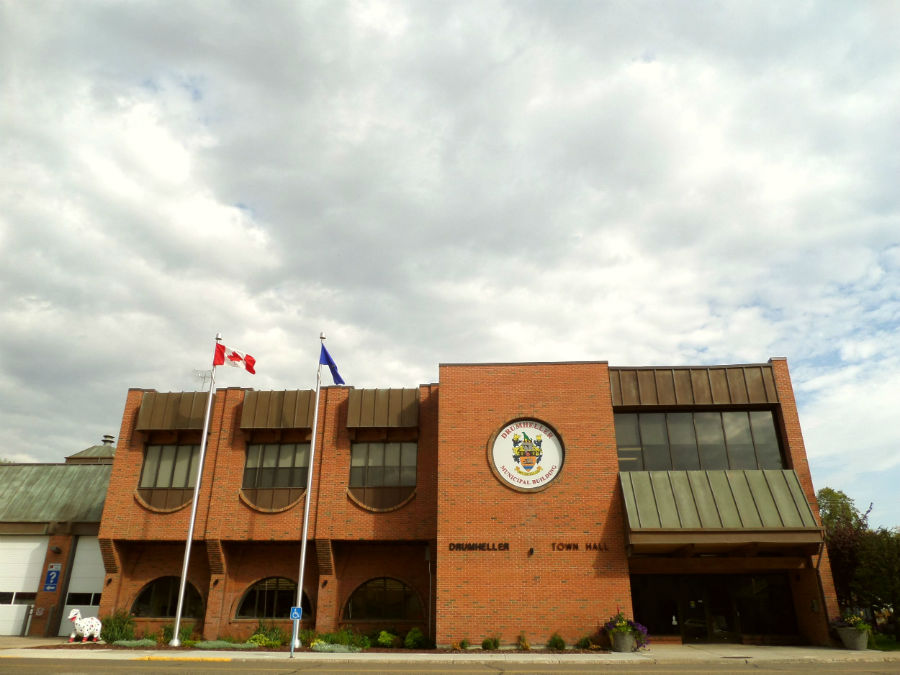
852,527,900,618
816,487,870,609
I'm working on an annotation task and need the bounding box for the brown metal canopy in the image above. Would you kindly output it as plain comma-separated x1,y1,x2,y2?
619,470,823,556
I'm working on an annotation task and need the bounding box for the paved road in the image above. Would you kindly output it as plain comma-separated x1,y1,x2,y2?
2,659,900,674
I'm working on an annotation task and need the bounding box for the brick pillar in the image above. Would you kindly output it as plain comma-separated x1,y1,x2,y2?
314,575,339,634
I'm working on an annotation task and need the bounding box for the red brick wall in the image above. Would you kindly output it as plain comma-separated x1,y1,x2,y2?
769,357,840,635
436,362,630,647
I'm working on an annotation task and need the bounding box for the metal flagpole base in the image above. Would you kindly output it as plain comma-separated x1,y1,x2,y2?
169,638,181,647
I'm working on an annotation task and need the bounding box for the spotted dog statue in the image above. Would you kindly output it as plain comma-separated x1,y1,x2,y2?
67,608,102,643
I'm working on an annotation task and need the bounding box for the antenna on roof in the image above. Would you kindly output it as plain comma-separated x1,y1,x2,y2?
193,369,212,390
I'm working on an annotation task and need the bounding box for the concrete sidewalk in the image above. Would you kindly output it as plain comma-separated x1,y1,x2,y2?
0,637,899,665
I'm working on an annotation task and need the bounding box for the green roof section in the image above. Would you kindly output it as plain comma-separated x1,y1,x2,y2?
620,469,820,531
66,444,116,460
0,464,111,523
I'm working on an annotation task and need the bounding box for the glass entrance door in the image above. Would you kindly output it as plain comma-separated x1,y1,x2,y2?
679,577,740,643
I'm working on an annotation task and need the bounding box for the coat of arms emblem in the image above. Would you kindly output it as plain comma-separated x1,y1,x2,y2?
490,419,563,491
511,432,543,476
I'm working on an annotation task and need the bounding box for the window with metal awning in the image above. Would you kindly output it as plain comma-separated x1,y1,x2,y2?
619,469,824,557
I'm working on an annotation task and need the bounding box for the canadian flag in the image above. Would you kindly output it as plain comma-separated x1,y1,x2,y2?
213,343,256,374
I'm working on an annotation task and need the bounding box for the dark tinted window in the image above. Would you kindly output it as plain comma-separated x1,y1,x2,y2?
343,577,423,621
614,412,783,471
131,577,202,617
243,444,309,489
236,577,311,619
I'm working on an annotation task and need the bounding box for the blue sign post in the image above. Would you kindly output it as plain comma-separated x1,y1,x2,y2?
289,606,303,658
43,563,62,592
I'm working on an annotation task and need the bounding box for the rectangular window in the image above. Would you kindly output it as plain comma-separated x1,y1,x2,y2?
139,445,200,488
12,592,36,604
350,442,418,487
750,411,782,469
667,413,700,470
639,413,671,470
723,412,757,469
615,414,643,470
694,413,729,470
242,443,310,489
614,411,783,471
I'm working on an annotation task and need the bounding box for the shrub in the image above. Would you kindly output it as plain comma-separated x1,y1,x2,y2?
576,636,592,649
249,621,289,647
112,638,156,648
546,633,566,651
516,632,530,650
481,636,500,650
247,633,281,648
377,630,397,647
161,622,193,644
99,610,135,643
318,627,370,649
460,638,470,650
311,639,361,653
404,627,426,649
194,640,259,650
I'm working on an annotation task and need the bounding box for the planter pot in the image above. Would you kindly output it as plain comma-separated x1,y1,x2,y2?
611,631,635,652
835,626,868,650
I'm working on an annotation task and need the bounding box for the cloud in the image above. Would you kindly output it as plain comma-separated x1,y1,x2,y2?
1,1,899,527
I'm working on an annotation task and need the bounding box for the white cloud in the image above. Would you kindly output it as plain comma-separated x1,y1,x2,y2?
1,0,899,527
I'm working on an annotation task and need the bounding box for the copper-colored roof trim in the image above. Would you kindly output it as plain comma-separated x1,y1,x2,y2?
347,388,418,428
240,390,316,429
610,365,778,407
135,392,211,431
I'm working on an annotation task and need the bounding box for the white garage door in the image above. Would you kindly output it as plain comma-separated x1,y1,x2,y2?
58,536,104,637
0,535,48,635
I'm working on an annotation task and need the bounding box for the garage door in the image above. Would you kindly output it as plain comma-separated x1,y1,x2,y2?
58,536,104,636
0,535,48,635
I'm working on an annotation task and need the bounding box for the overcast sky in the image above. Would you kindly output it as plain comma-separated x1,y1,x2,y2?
2,1,898,528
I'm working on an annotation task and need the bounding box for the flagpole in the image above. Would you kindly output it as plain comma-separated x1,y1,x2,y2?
292,333,326,650
169,333,220,647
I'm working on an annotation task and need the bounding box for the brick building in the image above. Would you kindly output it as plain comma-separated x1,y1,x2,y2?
1,437,114,636
97,358,838,646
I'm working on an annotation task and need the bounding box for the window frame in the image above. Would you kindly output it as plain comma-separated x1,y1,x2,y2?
342,577,424,621
235,576,312,621
348,442,417,511
614,410,784,472
131,576,203,618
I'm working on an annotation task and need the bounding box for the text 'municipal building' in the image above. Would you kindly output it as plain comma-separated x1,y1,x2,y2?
97,358,839,646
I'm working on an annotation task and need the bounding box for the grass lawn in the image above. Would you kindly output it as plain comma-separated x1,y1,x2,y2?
871,633,900,651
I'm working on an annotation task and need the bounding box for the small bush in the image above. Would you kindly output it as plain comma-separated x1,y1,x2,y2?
195,640,259,650
481,636,500,650
404,627,426,649
546,633,566,651
460,638,470,650
249,621,289,647
318,627,370,649
575,636,592,649
161,622,194,644
113,638,156,648
377,630,397,647
311,639,361,653
247,633,281,648
100,610,135,643
516,632,530,650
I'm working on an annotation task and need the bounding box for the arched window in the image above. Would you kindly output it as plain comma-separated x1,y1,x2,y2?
236,577,312,620
342,577,423,621
131,576,203,618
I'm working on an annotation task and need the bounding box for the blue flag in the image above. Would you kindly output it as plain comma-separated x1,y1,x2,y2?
319,344,345,385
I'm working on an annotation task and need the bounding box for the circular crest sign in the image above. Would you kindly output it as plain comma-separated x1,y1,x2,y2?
489,419,564,491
